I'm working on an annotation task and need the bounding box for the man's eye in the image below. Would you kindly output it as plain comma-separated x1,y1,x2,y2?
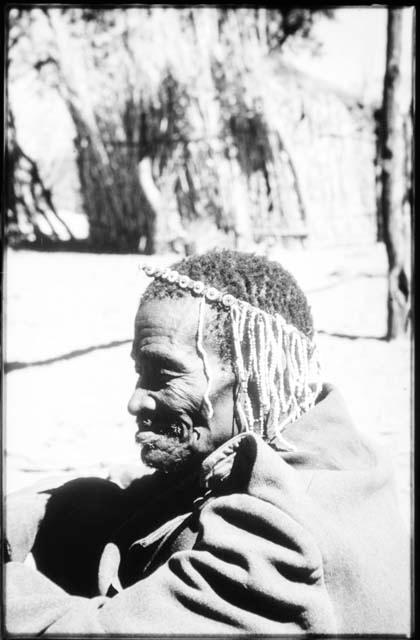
136,367,175,389
154,370,175,386
159,369,175,380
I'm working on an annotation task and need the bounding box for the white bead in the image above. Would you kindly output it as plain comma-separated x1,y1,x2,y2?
161,268,171,280
144,265,156,277
205,287,221,302
193,281,205,295
222,293,235,308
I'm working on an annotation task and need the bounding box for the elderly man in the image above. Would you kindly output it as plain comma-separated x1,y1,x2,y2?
5,250,410,635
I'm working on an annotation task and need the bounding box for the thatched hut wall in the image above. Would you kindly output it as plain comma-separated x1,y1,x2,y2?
9,8,379,252
259,63,378,248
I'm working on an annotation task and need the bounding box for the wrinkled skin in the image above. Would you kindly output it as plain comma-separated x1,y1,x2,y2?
128,297,237,473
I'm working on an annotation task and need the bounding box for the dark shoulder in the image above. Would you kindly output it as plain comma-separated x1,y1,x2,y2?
34,474,166,533
31,475,156,597
45,476,124,508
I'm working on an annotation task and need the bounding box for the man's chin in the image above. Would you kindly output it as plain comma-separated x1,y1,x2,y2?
139,435,199,474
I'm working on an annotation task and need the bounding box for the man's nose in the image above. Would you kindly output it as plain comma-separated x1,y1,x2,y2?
127,388,157,415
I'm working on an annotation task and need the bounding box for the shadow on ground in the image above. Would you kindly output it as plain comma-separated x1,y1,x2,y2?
5,331,389,374
5,339,132,373
317,330,387,341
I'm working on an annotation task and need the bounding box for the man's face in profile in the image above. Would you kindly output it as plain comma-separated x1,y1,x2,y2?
128,296,237,473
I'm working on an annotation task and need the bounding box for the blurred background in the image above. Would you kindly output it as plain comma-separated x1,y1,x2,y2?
4,7,413,527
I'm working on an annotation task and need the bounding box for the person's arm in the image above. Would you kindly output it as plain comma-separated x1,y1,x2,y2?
6,437,337,635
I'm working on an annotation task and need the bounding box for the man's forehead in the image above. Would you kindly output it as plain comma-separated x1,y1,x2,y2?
133,295,222,361
135,296,202,341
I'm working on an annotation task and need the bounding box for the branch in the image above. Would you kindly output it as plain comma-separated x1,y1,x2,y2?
274,130,308,223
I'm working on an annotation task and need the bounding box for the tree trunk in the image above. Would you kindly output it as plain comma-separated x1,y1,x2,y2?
380,8,410,339
6,109,75,245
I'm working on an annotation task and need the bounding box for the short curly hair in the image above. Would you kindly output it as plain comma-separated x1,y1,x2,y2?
141,249,314,361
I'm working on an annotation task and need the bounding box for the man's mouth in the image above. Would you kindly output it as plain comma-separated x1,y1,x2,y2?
135,412,188,445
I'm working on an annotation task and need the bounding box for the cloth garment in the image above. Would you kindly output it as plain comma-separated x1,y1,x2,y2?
5,384,411,635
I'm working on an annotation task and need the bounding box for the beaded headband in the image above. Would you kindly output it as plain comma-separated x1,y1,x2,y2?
141,264,241,309
140,264,321,450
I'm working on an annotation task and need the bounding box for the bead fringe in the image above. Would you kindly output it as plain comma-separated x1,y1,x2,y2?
140,264,322,444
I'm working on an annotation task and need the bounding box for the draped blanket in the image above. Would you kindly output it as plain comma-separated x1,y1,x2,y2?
5,385,410,634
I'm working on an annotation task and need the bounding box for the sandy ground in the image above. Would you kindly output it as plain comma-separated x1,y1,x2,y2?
4,243,412,528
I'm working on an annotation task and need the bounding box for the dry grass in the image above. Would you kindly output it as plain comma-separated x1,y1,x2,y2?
4,243,411,528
